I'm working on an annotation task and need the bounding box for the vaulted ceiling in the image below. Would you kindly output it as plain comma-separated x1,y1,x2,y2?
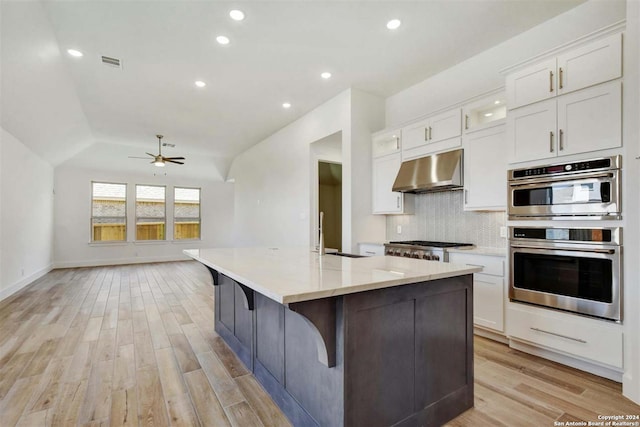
1,0,586,180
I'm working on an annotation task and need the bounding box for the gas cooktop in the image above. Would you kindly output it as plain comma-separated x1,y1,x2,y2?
387,241,474,248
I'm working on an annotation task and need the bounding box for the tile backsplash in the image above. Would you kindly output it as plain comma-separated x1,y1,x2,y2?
386,191,507,248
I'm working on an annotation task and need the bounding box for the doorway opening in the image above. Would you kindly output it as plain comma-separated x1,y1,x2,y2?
318,161,342,252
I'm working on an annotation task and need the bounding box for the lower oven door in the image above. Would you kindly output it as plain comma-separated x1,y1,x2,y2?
509,244,621,321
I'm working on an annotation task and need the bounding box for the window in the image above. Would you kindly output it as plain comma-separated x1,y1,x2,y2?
136,185,166,240
174,187,201,240
91,182,127,242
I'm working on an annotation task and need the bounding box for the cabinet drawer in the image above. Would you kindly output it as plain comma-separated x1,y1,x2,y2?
507,304,623,368
358,243,384,256
448,252,504,277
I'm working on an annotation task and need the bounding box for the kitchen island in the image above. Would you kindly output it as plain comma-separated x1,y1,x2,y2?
184,247,481,427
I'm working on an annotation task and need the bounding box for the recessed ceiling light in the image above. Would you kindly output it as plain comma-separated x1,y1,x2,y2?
229,10,245,21
321,72,332,79
67,49,83,57
195,81,206,88
282,102,291,109
484,112,494,117
386,19,401,30
216,36,230,45
494,100,501,105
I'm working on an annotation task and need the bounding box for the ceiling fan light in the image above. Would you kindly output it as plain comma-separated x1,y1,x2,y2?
154,160,165,167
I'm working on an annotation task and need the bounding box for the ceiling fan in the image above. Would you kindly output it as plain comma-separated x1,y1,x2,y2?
129,135,185,167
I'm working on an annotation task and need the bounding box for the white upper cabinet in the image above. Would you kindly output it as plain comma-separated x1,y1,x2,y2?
557,33,622,96
508,81,621,163
462,93,507,134
508,99,557,163
506,58,557,110
372,152,408,214
372,129,401,158
556,80,621,156
401,108,461,155
506,33,622,110
463,125,507,211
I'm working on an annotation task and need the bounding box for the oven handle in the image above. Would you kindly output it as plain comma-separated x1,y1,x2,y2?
510,244,616,255
508,172,615,187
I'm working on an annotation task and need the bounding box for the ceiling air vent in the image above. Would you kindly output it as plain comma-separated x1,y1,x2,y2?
101,55,122,69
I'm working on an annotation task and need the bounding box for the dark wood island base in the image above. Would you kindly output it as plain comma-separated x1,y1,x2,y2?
205,267,474,427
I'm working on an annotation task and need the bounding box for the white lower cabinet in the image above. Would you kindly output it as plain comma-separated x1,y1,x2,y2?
507,303,623,369
358,243,384,256
448,252,505,333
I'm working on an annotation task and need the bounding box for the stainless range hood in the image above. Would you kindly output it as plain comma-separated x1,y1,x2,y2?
392,149,463,193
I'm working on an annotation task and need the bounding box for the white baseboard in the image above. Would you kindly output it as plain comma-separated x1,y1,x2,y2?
509,338,623,382
54,254,191,269
474,327,509,344
0,264,53,302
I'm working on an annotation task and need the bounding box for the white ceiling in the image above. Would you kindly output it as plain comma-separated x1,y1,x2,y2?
1,0,586,179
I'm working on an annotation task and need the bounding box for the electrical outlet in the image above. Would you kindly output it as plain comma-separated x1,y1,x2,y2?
396,225,402,234
500,227,508,238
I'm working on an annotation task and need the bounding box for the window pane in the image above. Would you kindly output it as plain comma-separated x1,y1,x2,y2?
174,187,200,240
92,182,126,242
136,185,166,240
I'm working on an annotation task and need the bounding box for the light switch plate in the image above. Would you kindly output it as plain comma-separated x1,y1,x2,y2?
396,225,402,234
500,226,507,238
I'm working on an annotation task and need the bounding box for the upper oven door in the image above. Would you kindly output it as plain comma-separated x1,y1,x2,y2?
508,170,620,219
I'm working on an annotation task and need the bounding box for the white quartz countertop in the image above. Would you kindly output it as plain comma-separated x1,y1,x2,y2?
184,247,481,304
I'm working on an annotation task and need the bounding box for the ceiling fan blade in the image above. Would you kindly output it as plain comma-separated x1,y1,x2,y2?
162,156,185,160
165,159,184,165
128,156,150,159
145,152,156,157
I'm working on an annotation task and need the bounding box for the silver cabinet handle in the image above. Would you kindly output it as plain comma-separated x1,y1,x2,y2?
549,131,554,152
464,189,468,204
530,327,587,343
397,196,400,209
465,115,469,130
559,129,564,151
424,127,429,141
365,251,376,255
559,67,564,89
549,70,554,92
428,126,432,140
395,137,399,150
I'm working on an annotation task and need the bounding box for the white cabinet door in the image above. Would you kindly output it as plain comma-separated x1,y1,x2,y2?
372,129,401,158
372,153,403,214
429,108,461,143
506,58,557,109
463,126,506,210
401,117,430,151
508,99,557,163
474,274,505,332
557,33,622,96
448,252,505,333
557,80,621,156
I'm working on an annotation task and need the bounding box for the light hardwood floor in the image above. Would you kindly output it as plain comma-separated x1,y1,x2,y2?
0,261,637,426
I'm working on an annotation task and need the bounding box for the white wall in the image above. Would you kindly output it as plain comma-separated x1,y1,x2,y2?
385,0,626,127
0,128,54,300
228,88,386,252
53,166,235,268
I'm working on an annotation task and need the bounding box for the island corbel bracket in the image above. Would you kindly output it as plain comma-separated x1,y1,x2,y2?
205,267,254,310
288,298,336,368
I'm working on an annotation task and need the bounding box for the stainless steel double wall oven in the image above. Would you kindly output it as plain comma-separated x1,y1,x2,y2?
507,156,623,322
